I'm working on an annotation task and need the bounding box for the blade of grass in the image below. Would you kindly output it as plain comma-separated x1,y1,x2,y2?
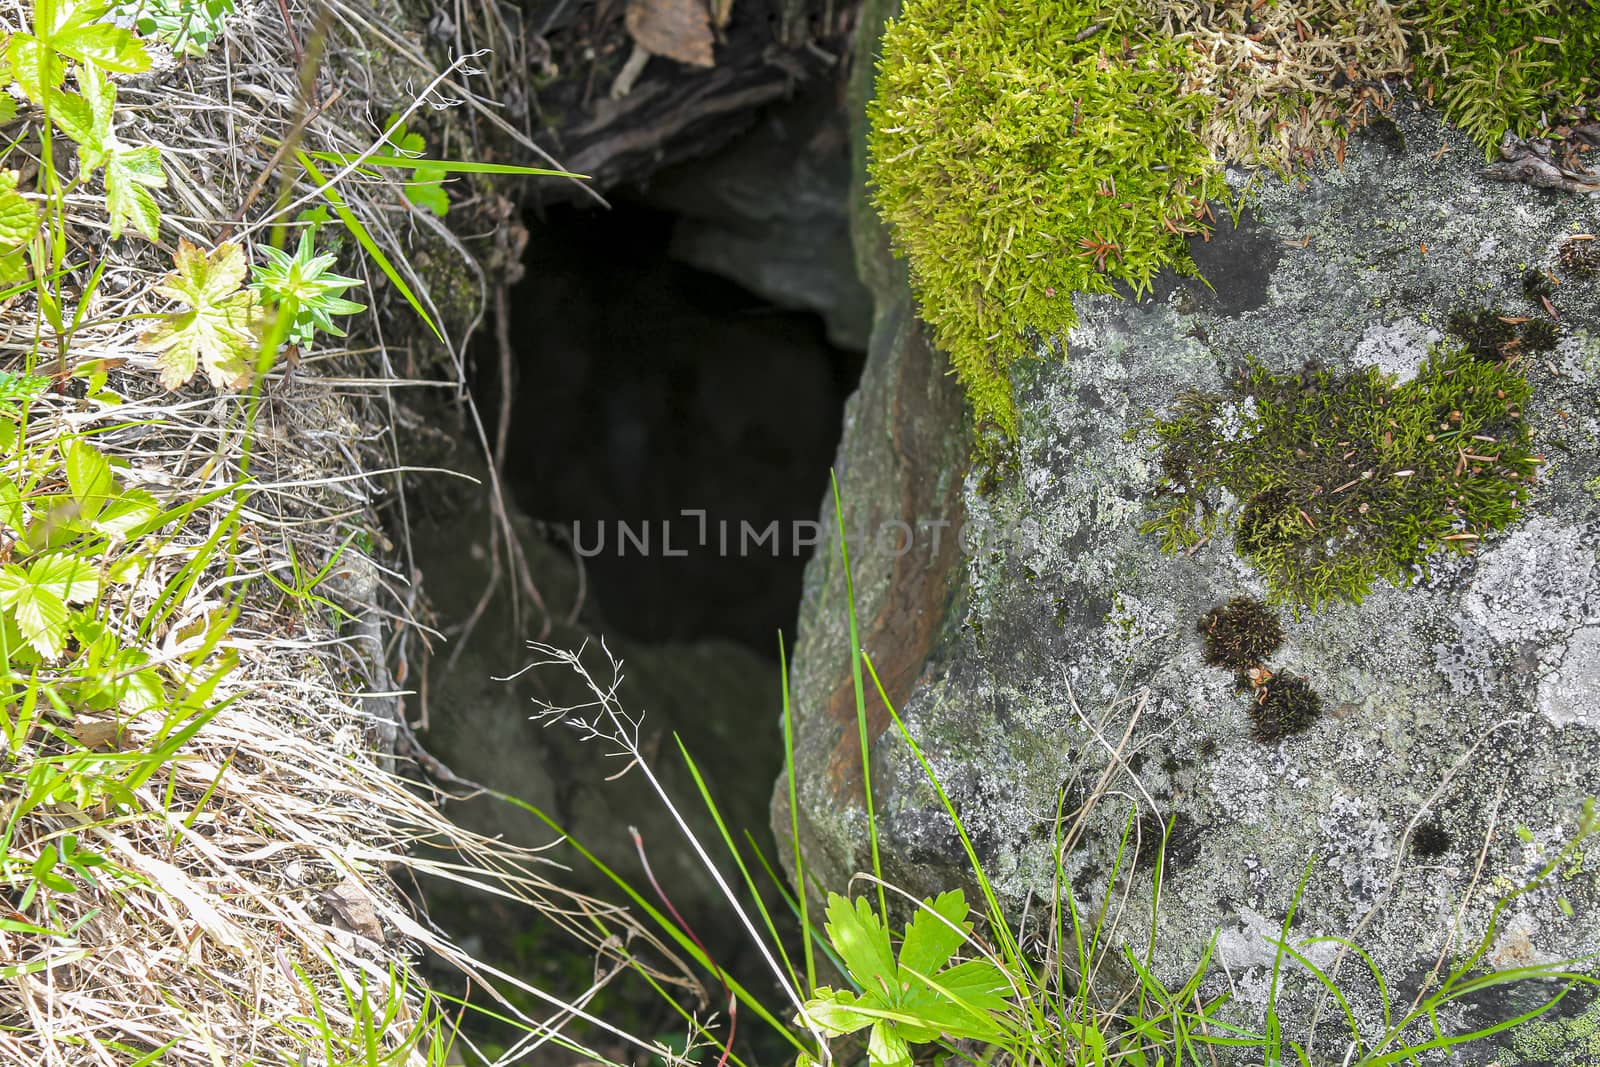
780,633,817,996
829,471,884,920
294,150,443,342
674,733,802,994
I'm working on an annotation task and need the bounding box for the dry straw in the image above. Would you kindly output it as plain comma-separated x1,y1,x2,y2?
0,0,652,1062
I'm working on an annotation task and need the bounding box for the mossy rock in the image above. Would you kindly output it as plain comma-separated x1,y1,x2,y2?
786,82,1600,1059
867,0,1598,436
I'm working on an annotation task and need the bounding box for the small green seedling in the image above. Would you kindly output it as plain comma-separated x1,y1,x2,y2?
382,115,449,217
114,0,235,56
798,889,1011,1067
249,226,367,348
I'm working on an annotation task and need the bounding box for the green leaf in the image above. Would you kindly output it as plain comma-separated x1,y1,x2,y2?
105,142,163,240
0,479,26,538
6,37,67,103
50,86,99,156
403,168,450,217
53,20,149,73
926,958,1011,1013
94,489,158,539
64,438,114,520
825,893,899,996
801,987,878,1037
899,889,971,977
137,239,264,389
867,1021,912,1067
59,68,165,240
30,554,101,603
0,565,70,658
7,0,148,103
0,171,38,252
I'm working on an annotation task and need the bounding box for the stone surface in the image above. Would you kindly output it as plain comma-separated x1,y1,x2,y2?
782,12,1600,1054
644,88,875,352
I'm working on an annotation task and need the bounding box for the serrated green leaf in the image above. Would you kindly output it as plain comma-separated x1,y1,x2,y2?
49,90,94,149
899,889,971,978
6,37,66,103
0,566,70,658
0,97,15,126
825,893,899,995
8,0,148,104
61,68,164,240
54,20,149,73
0,171,37,251
138,240,263,389
30,554,100,603
64,438,114,520
105,142,163,240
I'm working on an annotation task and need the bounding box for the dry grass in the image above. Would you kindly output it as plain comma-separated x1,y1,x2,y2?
1154,0,1411,171
0,0,657,1062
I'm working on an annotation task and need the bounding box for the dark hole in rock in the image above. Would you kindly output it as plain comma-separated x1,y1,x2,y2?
477,191,866,655
409,88,871,1060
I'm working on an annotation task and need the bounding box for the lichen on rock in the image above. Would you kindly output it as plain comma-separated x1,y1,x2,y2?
789,81,1600,1057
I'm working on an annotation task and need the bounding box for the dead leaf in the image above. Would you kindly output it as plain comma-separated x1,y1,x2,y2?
73,718,127,751
625,0,714,67
321,878,385,943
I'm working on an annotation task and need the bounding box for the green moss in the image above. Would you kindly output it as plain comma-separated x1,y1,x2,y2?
1198,596,1284,671
866,0,1591,438
1506,997,1600,1064
868,0,1225,434
1249,675,1322,743
1404,0,1600,155
1141,347,1540,612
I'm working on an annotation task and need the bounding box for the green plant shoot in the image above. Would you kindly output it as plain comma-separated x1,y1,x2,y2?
249,226,368,347
798,889,1011,1067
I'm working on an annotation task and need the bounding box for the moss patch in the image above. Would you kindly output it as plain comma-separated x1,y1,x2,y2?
868,0,1594,438
1561,236,1600,279
1142,348,1540,611
1199,596,1284,671
1446,306,1559,362
1249,674,1323,742
868,0,1225,434
1405,0,1600,155
1158,0,1409,170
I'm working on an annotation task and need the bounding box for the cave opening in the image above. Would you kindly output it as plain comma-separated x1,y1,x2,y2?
476,151,868,655
405,86,871,1063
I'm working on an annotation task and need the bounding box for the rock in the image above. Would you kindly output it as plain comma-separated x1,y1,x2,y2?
781,9,1600,1054
642,88,875,352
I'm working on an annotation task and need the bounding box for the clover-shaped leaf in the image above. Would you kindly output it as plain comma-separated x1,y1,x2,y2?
138,239,264,389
